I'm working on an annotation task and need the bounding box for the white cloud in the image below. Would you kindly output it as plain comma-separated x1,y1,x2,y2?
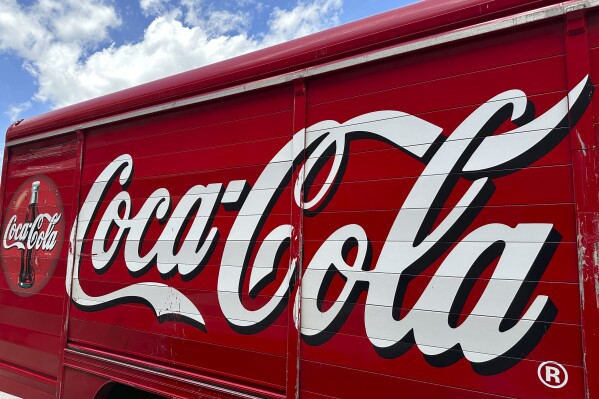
49,13,260,107
189,8,250,35
0,1,51,59
0,0,343,111
40,0,120,43
0,0,121,108
0,0,120,54
264,0,342,45
5,101,32,122
140,0,172,16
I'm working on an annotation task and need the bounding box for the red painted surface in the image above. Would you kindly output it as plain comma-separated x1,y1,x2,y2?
1,1,599,399
574,9,599,399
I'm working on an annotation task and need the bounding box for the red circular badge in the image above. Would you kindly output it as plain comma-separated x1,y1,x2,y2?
1,175,65,296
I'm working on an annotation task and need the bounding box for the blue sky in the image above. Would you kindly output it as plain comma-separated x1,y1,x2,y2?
0,0,417,152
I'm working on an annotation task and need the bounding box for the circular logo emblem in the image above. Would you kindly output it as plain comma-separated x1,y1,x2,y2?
1,175,64,296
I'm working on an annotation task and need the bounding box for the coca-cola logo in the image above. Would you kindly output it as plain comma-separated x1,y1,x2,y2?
67,76,592,374
1,175,64,296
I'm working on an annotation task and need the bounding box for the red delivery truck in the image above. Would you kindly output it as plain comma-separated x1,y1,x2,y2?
1,0,599,398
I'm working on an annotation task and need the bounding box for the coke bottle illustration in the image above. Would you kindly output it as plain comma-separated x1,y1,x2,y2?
18,181,39,288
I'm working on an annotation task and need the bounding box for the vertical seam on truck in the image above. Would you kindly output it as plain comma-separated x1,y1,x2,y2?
564,5,599,399
286,78,307,399
58,130,85,399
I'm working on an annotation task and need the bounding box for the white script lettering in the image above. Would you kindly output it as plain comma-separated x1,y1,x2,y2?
3,213,61,251
66,75,593,373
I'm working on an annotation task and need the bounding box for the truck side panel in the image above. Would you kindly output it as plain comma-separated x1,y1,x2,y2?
0,134,78,399
1,4,598,399
66,85,295,397
299,18,584,399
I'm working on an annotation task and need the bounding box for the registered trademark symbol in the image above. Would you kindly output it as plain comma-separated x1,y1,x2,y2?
538,361,568,389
